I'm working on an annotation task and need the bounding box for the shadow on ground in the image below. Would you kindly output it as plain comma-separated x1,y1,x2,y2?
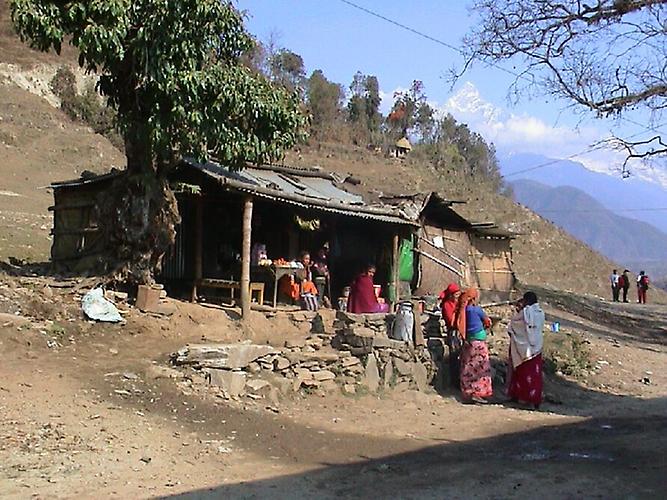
164,402,667,499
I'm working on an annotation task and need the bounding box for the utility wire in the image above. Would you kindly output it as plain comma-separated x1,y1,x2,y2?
338,0,667,144
537,207,667,213
502,123,667,177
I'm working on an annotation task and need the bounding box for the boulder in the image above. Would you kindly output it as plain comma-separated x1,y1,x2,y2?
285,338,307,349
245,379,272,396
412,362,429,392
173,344,278,370
273,356,291,371
393,358,412,377
293,367,314,380
363,354,380,392
341,356,361,367
208,370,246,397
342,383,357,395
313,370,336,381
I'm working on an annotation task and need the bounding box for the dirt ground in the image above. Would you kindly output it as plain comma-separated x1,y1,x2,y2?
0,271,666,499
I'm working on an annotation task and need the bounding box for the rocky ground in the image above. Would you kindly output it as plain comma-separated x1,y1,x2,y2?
0,269,666,499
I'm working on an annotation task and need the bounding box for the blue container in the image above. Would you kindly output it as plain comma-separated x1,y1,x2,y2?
551,322,560,332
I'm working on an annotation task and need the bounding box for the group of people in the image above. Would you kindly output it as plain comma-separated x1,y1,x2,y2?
278,246,331,309
440,284,545,408
609,269,650,304
279,250,390,314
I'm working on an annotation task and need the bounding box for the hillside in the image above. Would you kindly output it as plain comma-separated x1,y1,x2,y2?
0,72,654,300
281,143,650,300
0,1,663,302
511,179,667,265
0,82,125,262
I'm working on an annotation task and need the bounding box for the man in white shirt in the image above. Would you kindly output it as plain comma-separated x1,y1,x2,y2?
609,269,620,302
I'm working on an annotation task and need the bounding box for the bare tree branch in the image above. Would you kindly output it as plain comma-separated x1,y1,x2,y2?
458,0,667,164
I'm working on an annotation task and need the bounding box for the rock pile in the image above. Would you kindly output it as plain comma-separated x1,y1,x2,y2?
171,311,438,402
333,311,436,392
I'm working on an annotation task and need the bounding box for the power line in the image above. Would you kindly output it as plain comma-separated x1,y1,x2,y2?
537,207,667,214
338,0,667,140
502,123,667,177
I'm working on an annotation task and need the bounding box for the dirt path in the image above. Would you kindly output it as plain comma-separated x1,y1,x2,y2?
1,281,666,499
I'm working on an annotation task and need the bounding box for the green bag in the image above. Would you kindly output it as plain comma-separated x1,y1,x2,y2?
398,237,414,282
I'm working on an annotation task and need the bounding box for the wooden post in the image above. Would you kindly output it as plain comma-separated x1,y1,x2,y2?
392,233,400,308
191,196,203,302
240,196,253,319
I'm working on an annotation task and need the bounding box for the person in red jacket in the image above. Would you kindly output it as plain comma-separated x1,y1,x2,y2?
439,283,462,387
637,270,650,304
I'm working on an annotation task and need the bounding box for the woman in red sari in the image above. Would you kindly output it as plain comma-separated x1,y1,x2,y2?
507,291,545,409
455,288,493,403
347,264,389,314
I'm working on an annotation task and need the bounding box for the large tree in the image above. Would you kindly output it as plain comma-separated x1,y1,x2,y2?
386,80,434,142
347,71,382,145
306,69,344,139
11,0,307,282
461,0,667,162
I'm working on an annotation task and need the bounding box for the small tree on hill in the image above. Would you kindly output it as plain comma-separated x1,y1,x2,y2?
386,80,435,142
11,0,307,283
306,69,344,139
347,71,382,145
269,49,306,93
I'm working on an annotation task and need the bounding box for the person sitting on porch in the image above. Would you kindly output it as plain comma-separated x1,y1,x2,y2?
347,264,389,314
312,244,331,307
278,251,318,304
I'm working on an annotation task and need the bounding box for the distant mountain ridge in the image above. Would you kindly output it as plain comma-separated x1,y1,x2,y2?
510,179,667,271
500,153,667,234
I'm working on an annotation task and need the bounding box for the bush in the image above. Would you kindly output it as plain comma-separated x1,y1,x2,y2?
50,66,124,151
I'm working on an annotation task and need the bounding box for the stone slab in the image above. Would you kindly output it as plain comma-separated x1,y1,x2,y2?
173,344,278,370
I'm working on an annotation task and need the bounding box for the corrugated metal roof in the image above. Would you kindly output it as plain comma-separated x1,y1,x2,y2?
186,159,415,226
192,159,365,205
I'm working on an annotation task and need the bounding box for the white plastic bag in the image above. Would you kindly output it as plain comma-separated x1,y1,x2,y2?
81,288,123,323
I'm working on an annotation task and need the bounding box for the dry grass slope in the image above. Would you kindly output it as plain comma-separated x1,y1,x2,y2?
1,4,662,302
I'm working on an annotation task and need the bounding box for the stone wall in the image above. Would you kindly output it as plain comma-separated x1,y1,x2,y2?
170,310,439,401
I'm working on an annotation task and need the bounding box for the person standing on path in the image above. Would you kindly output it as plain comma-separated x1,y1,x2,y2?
439,283,462,388
637,271,650,304
620,269,631,303
455,288,493,404
507,291,545,409
610,269,620,302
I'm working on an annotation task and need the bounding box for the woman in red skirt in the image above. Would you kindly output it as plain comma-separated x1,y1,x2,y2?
507,291,545,409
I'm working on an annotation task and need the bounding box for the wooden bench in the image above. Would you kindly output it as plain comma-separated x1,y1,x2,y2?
192,279,264,305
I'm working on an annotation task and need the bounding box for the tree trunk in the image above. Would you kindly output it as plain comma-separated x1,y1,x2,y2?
94,130,180,284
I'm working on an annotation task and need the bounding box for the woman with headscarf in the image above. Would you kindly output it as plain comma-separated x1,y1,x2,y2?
507,291,545,409
347,264,389,314
455,288,493,403
439,283,461,386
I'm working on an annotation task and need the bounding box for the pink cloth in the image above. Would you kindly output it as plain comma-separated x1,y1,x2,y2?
460,340,493,399
348,274,385,313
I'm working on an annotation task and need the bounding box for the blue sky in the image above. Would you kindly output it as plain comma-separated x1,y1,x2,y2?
236,0,665,181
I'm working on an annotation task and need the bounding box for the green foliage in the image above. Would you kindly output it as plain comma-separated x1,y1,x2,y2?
269,49,306,92
50,66,124,150
543,332,593,380
306,69,344,139
415,113,506,194
11,0,308,171
347,71,382,145
386,80,430,140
